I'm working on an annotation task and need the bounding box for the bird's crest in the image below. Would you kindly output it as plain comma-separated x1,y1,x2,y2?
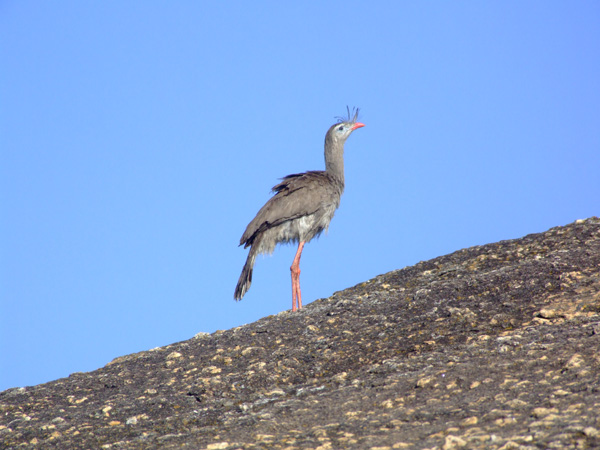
335,106,360,124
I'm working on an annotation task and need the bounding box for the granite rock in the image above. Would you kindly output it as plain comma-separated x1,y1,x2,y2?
1,218,599,449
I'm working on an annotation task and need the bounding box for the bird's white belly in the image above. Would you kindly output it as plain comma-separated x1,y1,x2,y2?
259,204,337,254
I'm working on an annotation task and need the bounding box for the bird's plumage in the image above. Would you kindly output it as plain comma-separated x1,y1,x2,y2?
234,109,364,307
240,171,343,251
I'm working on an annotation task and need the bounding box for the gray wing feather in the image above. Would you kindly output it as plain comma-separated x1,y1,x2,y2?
239,171,342,247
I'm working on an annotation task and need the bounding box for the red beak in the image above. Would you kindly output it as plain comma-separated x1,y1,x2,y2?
352,122,365,130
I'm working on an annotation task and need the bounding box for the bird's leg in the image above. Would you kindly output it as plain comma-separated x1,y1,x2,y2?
290,241,305,311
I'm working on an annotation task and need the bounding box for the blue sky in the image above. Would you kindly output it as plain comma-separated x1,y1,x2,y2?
1,2,599,391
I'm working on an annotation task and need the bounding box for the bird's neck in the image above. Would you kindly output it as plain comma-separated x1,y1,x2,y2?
324,136,345,188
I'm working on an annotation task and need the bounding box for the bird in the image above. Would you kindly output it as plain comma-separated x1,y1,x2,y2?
234,107,364,311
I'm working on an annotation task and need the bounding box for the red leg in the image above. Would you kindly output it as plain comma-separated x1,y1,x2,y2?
290,241,305,311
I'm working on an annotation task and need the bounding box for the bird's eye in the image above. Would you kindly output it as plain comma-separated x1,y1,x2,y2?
338,126,344,131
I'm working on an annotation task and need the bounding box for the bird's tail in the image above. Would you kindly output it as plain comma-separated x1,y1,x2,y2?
234,245,258,301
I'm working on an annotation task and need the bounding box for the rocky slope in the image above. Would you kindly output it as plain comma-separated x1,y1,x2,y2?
1,218,599,449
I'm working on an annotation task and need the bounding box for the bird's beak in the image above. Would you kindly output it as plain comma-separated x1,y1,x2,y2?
352,122,365,130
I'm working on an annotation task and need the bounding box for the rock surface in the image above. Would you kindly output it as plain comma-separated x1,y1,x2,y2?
1,218,600,449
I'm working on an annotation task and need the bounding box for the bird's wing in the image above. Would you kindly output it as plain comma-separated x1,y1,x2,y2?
239,171,340,246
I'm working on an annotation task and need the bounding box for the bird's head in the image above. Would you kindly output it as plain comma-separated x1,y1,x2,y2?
328,107,365,142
